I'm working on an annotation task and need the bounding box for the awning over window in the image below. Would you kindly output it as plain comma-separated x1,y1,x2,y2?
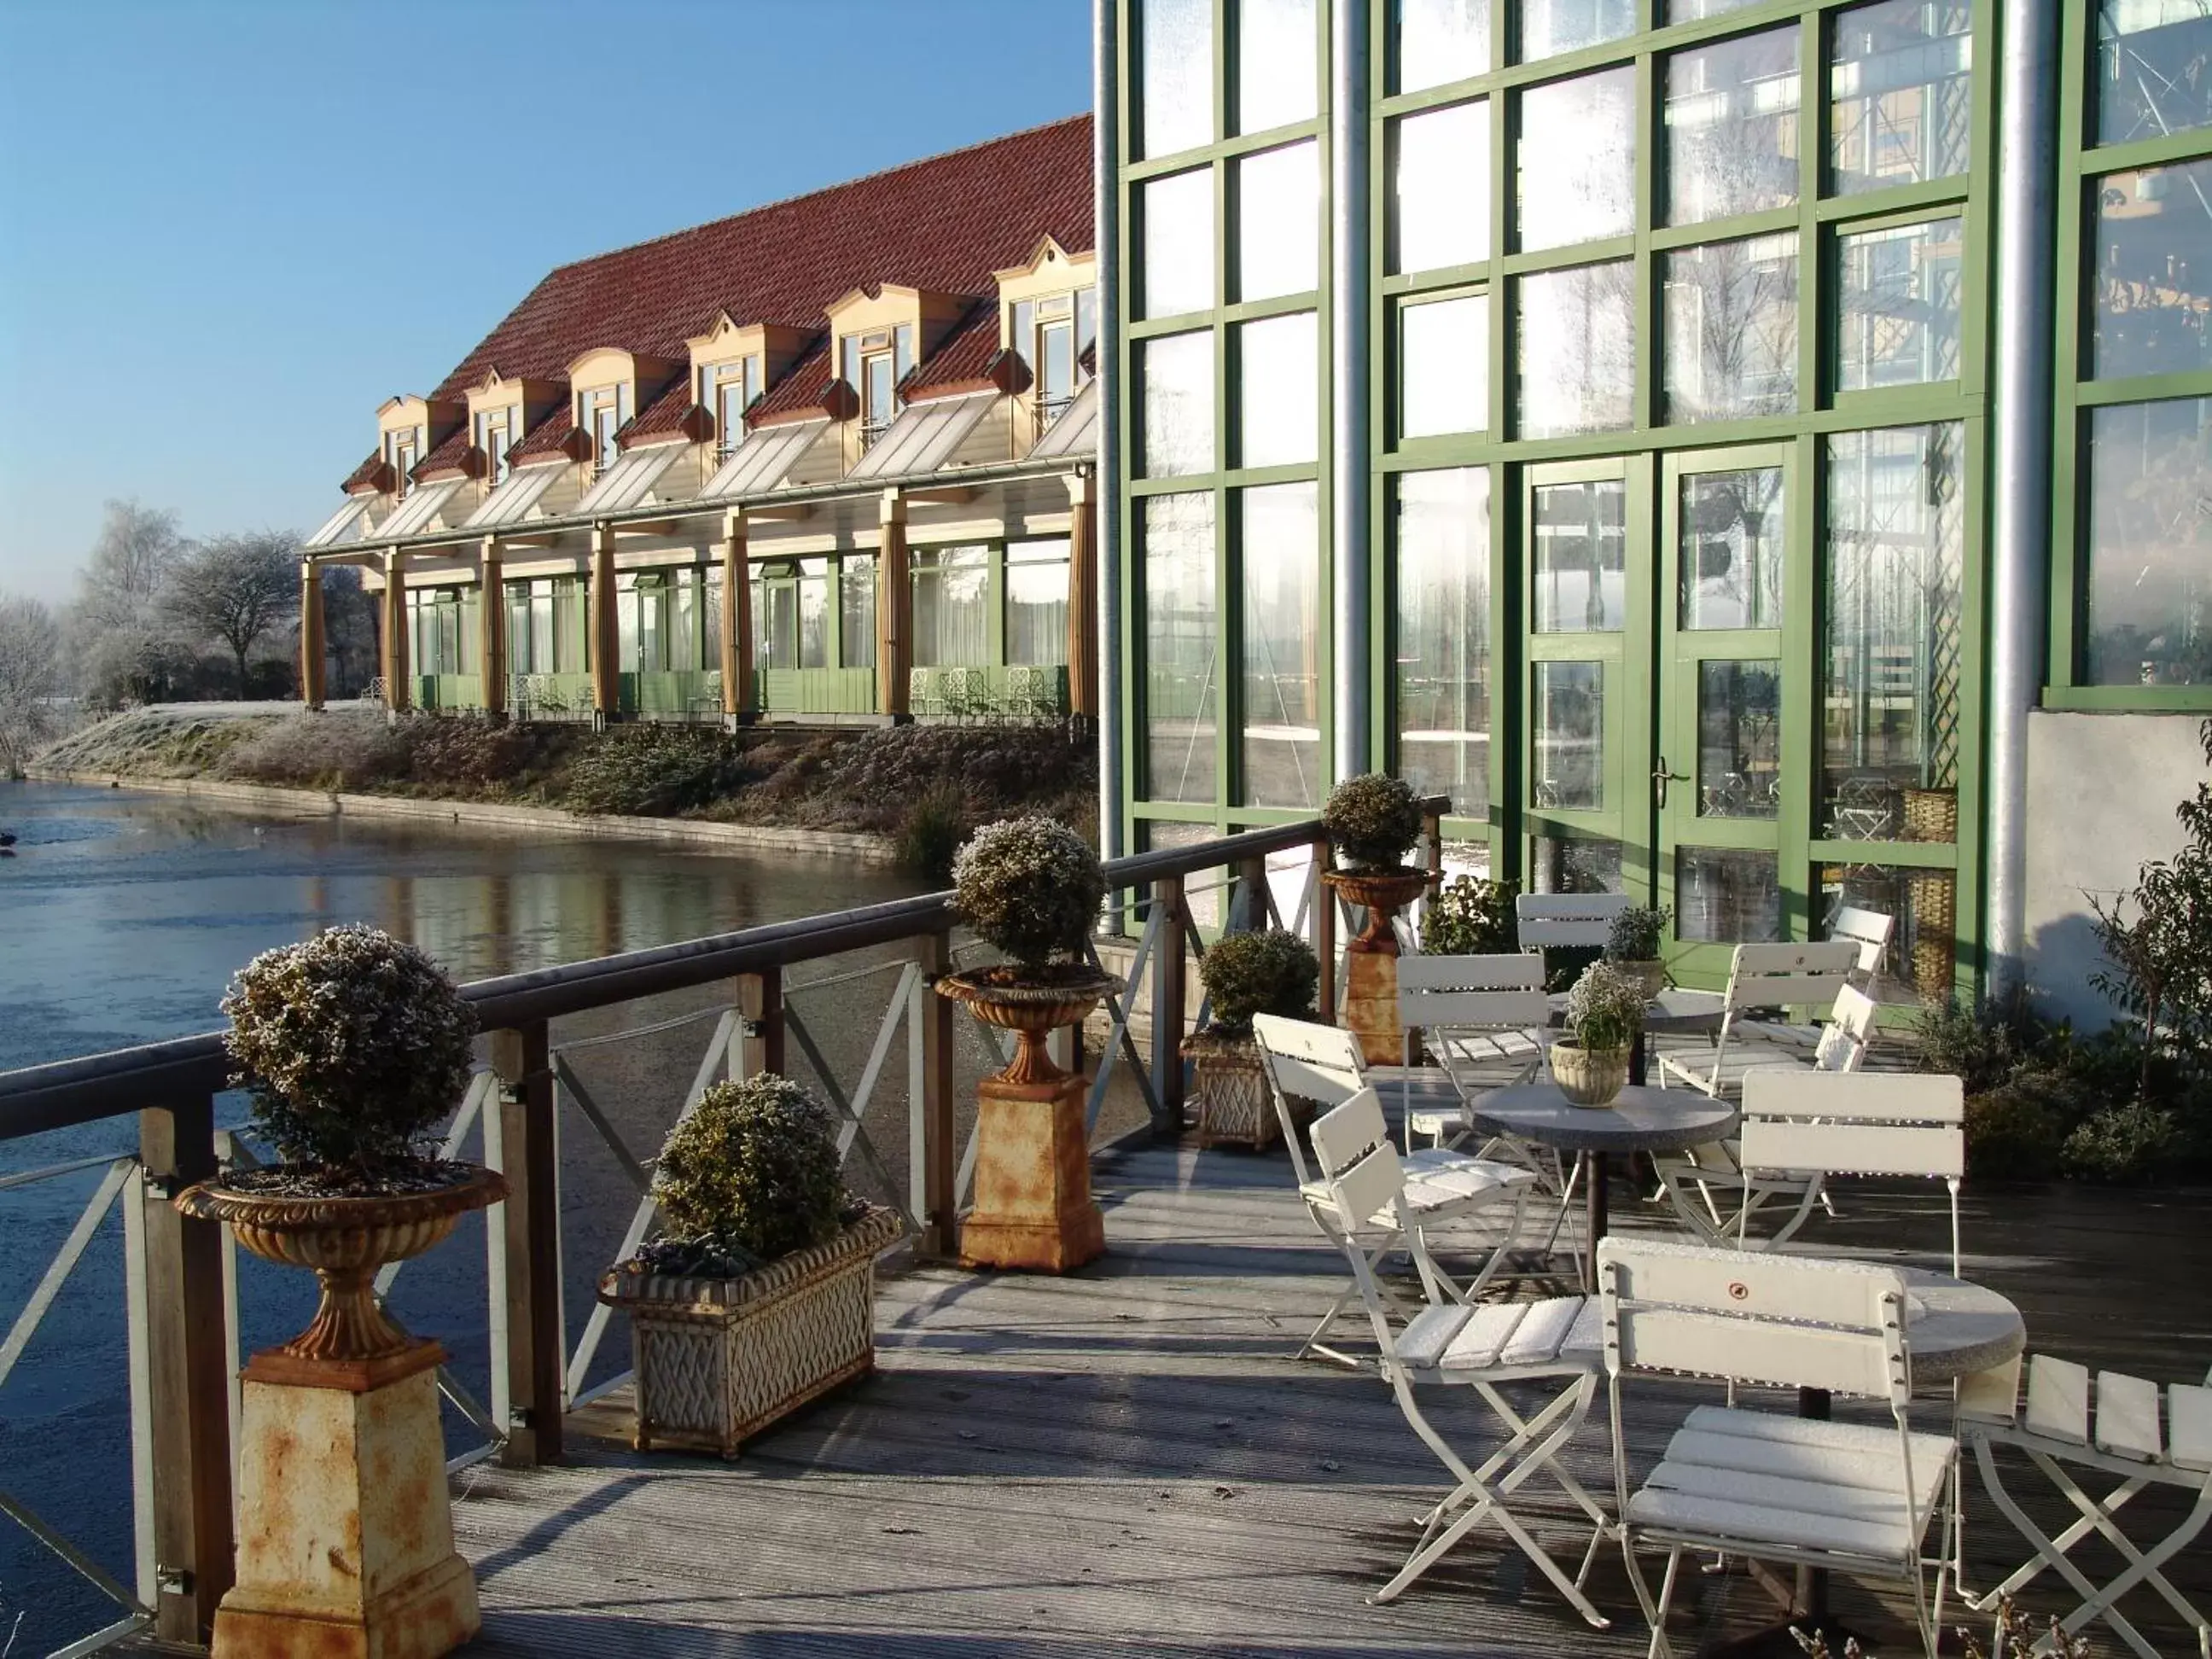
305,496,375,550
576,443,686,514
1027,378,1098,462
463,464,562,531
374,478,466,540
701,418,830,500
847,391,995,481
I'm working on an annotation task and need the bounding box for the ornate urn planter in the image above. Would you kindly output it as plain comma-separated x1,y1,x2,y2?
1548,1040,1632,1108
1322,865,1432,1068
599,1204,902,1458
937,965,1122,1272
176,1166,504,1659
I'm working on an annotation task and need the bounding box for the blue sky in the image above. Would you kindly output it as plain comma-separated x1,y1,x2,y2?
0,0,1092,605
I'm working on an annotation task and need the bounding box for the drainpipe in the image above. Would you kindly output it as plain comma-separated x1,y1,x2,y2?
1330,0,1372,782
1986,0,2059,1004
1095,0,1126,868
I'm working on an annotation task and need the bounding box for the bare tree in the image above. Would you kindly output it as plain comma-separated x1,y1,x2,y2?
316,564,380,699
72,498,186,635
166,533,300,698
0,594,65,776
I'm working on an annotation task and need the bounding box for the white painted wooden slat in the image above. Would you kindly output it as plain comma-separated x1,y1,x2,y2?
1440,1301,1527,1371
1496,1295,1588,1367
1740,1120,1965,1179
2026,1354,2093,1445
1400,988,1551,1028
1743,1070,1965,1124
1398,953,1545,991
2095,1370,2164,1462
1726,971,1859,1008
2168,1382,2212,1472
1956,1354,2023,1424
1309,1091,1391,1177
1604,1237,1898,1329
1394,1303,1474,1370
1644,1459,1914,1532
1735,941,1862,975
1618,1309,1895,1398
1627,1487,1912,1563
1666,1423,1952,1493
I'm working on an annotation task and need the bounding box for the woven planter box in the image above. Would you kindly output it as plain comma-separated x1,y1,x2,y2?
1184,1028,1316,1150
597,1205,903,1458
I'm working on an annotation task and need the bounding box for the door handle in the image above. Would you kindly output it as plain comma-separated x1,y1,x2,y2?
1652,757,1689,809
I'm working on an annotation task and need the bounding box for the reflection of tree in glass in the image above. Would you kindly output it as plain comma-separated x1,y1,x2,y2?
1666,26,1798,226
1665,237,1796,423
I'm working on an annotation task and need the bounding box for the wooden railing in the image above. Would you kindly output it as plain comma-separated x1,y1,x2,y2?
0,803,1447,1651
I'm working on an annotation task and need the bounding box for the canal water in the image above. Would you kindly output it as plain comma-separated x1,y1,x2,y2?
0,781,928,1652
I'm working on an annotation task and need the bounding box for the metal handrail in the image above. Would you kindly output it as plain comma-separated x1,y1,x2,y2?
0,811,1437,1142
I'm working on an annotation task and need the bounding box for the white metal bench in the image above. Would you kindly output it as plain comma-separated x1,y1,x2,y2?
1961,1353,2212,1659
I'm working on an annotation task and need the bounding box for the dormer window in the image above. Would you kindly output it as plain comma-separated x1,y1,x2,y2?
575,383,632,474
1011,286,1097,428
385,424,427,496
841,325,915,450
696,358,760,459
473,408,515,486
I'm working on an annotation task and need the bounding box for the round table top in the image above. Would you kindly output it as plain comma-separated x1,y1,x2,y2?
1544,987,1728,1035
1467,1084,1738,1153
1895,1267,2027,1383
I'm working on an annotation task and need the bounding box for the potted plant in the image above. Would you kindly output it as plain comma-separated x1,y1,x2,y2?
937,816,1121,1270
1421,873,1522,957
174,923,501,1658
1552,960,1647,1108
1319,772,1432,1064
597,1074,900,1458
1604,905,1673,999
1185,928,1320,1149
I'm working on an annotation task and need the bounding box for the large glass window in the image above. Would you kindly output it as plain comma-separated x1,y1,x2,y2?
1139,0,1213,158
1141,330,1216,477
1393,0,1489,94
1237,311,1318,468
1239,481,1321,808
912,545,989,669
1533,479,1627,632
1677,847,1783,940
1695,662,1783,819
1681,467,1784,632
1144,493,1219,803
1518,0,1633,63
1517,68,1636,253
1237,140,1319,302
2092,159,2212,381
1532,661,1604,809
1142,167,1214,319
2098,4,2212,147
1400,292,1487,440
1392,100,1489,275
1821,422,1964,841
575,384,630,473
1517,261,1634,438
1395,468,1491,817
1829,0,1971,197
1662,235,1798,424
2087,396,2212,687
474,408,515,486
840,556,875,670
1837,217,1963,392
1237,0,1317,134
1664,25,1800,227
797,560,830,670
1006,538,1071,667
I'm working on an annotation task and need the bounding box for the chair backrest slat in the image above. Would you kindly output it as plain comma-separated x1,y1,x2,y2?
1831,906,1895,976
1400,987,1552,1029
1398,953,1545,992
1320,1120,1406,1236
1614,1307,1897,1398
1516,891,1633,949
1812,984,1881,1074
1253,1013,1365,1106
1740,1073,1964,1178
1743,1069,1965,1124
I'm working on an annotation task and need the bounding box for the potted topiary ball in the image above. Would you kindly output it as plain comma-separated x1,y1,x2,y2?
173,923,501,1659
1553,960,1647,1108
1320,772,1434,1065
1422,873,1522,957
598,1074,899,1458
1604,905,1673,999
1185,928,1321,1149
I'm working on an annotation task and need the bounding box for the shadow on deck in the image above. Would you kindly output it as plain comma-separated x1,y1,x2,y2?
449,1094,2212,1658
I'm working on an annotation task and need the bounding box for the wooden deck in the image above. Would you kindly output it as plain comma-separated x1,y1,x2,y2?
449,1090,2212,1658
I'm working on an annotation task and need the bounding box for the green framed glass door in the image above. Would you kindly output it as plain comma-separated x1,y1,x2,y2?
1521,457,1653,899
1657,445,1794,981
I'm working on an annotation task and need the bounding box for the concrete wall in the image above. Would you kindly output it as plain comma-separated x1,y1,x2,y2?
2023,709,2206,1025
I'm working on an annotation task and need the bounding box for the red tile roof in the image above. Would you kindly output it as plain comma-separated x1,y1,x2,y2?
510,404,588,465
619,376,707,447
748,337,844,427
341,451,394,495
428,116,1091,405
413,428,481,482
903,303,1012,400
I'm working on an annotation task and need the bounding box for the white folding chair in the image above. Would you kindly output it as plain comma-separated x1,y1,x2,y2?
1598,1236,1960,1659
1650,988,1888,1243
1318,1120,1613,1624
1739,910,1895,1046
1394,952,1551,1152
1960,1353,2212,1659
1656,940,1859,1098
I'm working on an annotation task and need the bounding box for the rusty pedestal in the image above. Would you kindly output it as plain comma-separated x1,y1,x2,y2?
215,1343,480,1659
1324,868,1431,1068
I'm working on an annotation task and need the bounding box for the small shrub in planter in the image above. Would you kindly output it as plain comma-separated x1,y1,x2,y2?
1198,929,1320,1036
1605,905,1669,963
605,1074,898,1457
1422,875,1521,957
1322,773,1424,873
949,814,1106,975
1552,961,1646,1108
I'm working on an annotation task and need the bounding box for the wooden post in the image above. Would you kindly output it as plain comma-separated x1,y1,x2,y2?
1150,876,1186,1135
590,521,618,724
480,536,506,721
1313,834,1337,1023
1236,853,1268,934
489,1023,562,1466
916,931,958,1256
1063,470,1098,719
737,969,784,1079
1423,806,1446,898
381,549,410,713
877,489,910,718
720,509,753,723
139,1093,235,1643
299,560,326,710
